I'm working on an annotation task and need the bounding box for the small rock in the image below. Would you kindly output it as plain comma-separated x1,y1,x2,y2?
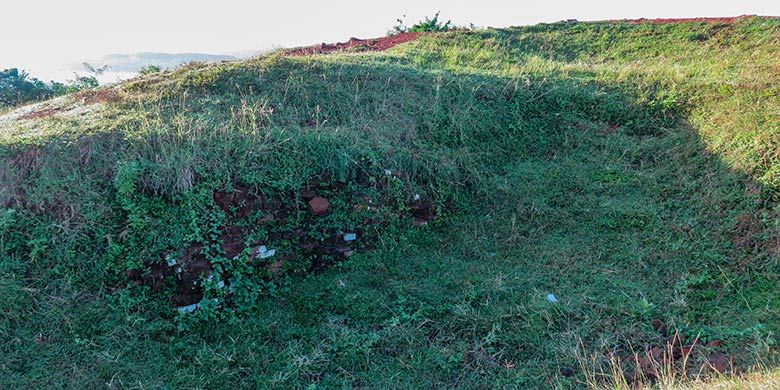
336,247,354,257
308,197,329,216
706,352,732,374
412,218,428,226
706,340,723,348
679,344,696,360
637,355,658,378
651,319,667,335
638,348,667,379
648,346,663,361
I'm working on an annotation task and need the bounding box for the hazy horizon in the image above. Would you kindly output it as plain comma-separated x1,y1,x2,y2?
3,0,778,82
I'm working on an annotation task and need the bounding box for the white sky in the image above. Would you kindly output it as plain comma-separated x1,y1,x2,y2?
3,0,779,81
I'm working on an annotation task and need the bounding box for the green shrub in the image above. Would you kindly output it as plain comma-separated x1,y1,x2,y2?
389,11,453,35
139,65,162,75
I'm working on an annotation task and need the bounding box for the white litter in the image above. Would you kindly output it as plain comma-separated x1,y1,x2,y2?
257,245,276,259
343,233,357,241
165,255,177,267
384,169,393,175
413,193,421,201
177,303,199,313
206,274,226,289
546,294,558,303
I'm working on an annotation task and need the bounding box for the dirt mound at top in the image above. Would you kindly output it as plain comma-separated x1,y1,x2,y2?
622,15,769,24
286,32,421,56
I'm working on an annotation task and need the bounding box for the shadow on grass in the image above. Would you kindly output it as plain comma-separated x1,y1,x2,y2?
0,58,777,388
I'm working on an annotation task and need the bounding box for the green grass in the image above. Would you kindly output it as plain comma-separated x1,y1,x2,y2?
1,17,778,388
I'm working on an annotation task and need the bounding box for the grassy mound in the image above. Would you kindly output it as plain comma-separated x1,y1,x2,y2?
1,17,778,388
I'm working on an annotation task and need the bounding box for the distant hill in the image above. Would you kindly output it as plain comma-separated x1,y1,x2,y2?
96,52,238,72
68,52,241,83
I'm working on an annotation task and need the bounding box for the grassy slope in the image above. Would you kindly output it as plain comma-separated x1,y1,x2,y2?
1,18,778,388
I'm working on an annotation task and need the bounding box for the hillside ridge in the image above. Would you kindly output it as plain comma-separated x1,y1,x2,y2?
1,17,778,388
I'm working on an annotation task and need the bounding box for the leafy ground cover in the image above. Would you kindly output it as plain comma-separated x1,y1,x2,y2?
1,17,778,388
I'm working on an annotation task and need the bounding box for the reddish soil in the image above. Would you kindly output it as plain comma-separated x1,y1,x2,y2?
286,32,421,56
614,319,735,384
730,212,763,251
19,107,68,120
18,89,122,121
128,179,438,308
76,88,123,104
308,196,330,216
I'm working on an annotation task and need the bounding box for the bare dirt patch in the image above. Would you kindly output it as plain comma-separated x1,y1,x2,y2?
128,180,437,308
15,89,121,121
19,107,69,121
76,88,124,104
606,319,736,385
286,32,421,56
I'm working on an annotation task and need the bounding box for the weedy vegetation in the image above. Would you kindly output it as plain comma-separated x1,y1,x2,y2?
0,17,778,388
390,11,454,35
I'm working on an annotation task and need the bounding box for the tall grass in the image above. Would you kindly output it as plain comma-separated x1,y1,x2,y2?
0,17,777,388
